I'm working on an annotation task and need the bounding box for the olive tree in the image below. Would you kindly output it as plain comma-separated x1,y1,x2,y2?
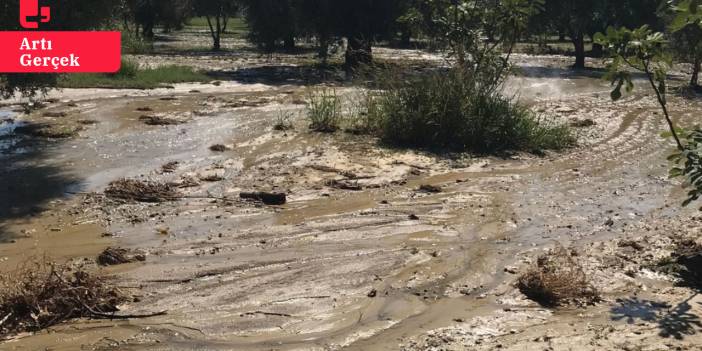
596,21,702,208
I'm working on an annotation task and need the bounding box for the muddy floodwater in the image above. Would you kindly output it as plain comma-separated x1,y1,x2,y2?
1,52,702,351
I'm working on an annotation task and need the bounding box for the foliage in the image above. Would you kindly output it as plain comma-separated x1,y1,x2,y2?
240,0,298,52
669,130,702,208
667,0,702,87
306,89,342,133
596,22,702,208
240,0,405,68
363,68,573,153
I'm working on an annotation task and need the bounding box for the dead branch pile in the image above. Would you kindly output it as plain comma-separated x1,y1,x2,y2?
97,247,146,266
0,260,127,337
516,245,600,307
104,179,180,203
138,115,184,126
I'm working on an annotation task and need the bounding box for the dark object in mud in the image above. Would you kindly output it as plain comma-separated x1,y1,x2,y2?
14,123,83,139
418,184,442,193
240,192,287,205
0,259,127,337
571,119,596,128
77,119,99,125
209,144,229,152
408,214,420,220
326,179,363,191
105,179,181,203
367,289,378,298
42,111,68,118
159,96,178,101
516,245,600,307
138,115,185,126
136,107,153,112
161,161,179,173
97,247,146,266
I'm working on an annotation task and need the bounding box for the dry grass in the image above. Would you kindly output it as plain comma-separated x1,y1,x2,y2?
0,259,126,337
517,245,600,307
105,179,181,203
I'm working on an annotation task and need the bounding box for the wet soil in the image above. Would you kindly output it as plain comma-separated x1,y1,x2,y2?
1,51,702,351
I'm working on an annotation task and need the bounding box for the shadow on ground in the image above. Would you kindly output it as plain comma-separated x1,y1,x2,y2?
611,295,702,340
0,119,83,242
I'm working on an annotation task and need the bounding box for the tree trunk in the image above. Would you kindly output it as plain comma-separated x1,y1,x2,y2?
318,33,330,62
572,32,585,69
345,37,373,71
400,29,411,48
284,34,296,52
591,43,603,58
692,59,701,87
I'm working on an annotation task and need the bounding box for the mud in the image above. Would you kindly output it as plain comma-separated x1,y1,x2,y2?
1,48,702,351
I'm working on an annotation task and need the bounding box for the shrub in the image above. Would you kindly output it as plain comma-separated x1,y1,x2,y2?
306,89,342,133
364,68,574,153
517,245,600,307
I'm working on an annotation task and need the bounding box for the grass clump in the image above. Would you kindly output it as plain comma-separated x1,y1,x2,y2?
59,60,211,89
517,245,600,307
364,68,574,154
0,259,127,337
306,89,342,132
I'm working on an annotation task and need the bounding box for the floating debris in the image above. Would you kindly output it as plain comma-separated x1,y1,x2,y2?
104,179,180,203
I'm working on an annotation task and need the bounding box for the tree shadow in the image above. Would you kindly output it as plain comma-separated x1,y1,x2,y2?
611,295,702,340
0,117,83,242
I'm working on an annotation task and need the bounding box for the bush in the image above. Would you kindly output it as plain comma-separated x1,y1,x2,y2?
362,68,574,154
517,245,600,307
306,89,342,133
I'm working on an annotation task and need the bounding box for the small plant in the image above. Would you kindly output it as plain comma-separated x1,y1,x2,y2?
346,90,384,134
517,245,600,307
273,109,295,131
306,89,342,133
110,59,140,79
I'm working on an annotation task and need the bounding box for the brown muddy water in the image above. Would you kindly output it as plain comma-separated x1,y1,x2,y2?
0,60,701,350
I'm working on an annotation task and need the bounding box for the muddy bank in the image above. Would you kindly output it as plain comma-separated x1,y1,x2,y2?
1,53,701,350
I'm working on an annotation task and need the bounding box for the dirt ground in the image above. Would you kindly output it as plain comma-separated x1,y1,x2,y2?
1,38,702,351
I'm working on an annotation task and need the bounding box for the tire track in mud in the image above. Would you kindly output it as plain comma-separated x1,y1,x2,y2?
3,84,699,350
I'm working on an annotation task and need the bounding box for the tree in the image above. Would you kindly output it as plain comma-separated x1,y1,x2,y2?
0,0,121,98
241,0,404,69
539,0,661,69
668,0,702,87
596,22,702,208
240,0,298,53
193,0,239,51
